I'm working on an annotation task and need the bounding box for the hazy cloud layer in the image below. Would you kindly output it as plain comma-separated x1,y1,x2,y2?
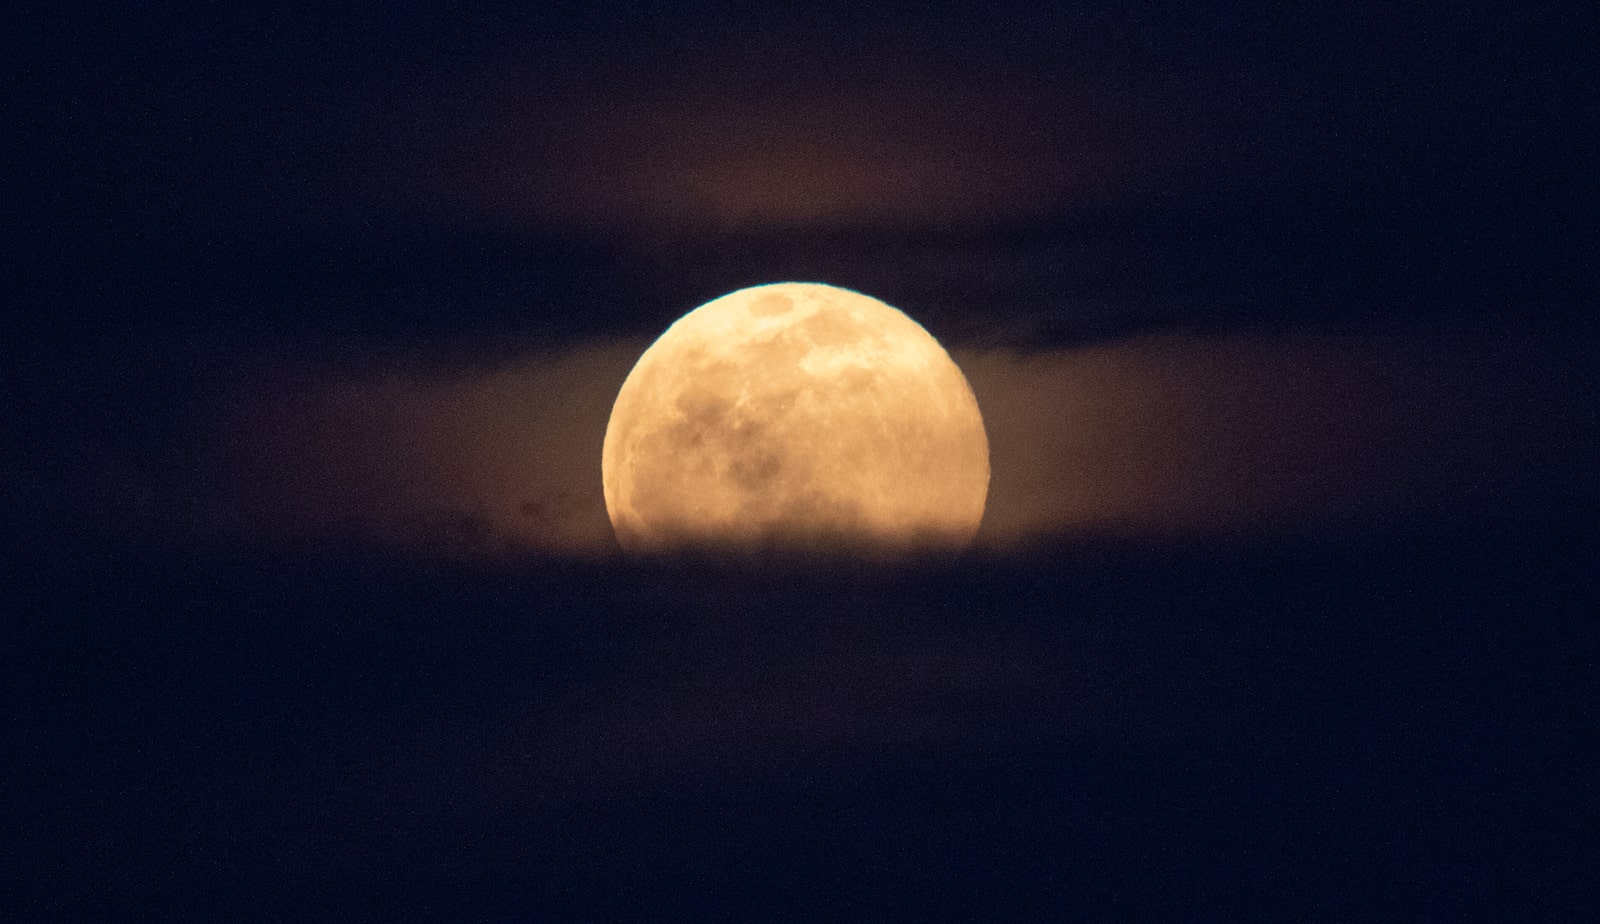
33,324,1576,554
10,324,1592,554
967,328,1597,544
197,342,645,554
176,9,1314,235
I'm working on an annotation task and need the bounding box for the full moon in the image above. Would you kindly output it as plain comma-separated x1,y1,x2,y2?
602,282,989,554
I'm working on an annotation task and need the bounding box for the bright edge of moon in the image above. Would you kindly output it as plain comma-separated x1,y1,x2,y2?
602,282,990,555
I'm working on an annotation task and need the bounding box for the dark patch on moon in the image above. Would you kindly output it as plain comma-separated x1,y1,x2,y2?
749,486,871,539
838,367,878,392
757,331,812,370
798,310,866,349
749,292,795,317
675,386,734,429
729,446,786,492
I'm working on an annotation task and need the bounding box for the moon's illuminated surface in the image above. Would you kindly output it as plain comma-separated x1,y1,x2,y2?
602,282,989,554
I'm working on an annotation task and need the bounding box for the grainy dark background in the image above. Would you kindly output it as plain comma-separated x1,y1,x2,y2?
7,0,1597,917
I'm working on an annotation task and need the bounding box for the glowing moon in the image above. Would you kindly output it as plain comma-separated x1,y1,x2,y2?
602,282,989,554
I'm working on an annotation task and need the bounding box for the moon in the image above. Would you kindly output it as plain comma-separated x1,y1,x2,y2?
602,282,989,554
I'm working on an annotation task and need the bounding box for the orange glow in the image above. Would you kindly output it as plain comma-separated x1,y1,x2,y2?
602,283,989,553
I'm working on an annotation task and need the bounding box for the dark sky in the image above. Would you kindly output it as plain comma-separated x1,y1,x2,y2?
9,0,1598,550
9,2,1600,917
16,1,1597,328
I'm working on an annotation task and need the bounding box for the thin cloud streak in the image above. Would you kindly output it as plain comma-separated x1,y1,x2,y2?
964,326,1597,544
13,325,1591,554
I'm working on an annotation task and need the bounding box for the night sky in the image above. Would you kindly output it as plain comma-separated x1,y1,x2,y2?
9,1,1599,918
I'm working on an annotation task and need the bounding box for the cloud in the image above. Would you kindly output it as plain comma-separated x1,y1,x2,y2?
217,17,1295,236
10,323,1592,554
962,326,1599,544
195,342,644,555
